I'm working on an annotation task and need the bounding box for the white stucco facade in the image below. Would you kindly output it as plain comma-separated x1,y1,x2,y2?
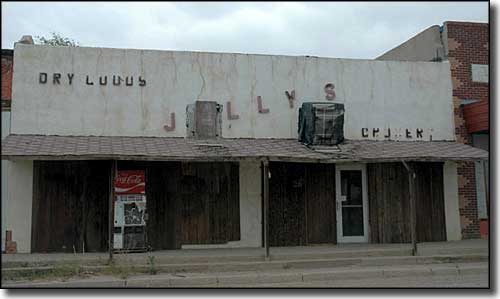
12,44,455,141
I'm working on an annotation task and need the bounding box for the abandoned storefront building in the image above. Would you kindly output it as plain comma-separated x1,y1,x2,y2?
1,42,487,255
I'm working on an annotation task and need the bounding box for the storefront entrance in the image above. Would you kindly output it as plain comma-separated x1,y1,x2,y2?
335,164,369,243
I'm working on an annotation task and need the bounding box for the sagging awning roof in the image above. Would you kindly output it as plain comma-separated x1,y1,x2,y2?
0,134,328,162
1,134,488,163
315,140,489,162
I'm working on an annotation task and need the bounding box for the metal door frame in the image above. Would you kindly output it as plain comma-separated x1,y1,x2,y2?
335,163,369,243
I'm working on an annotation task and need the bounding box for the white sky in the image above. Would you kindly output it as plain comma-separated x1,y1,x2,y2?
1,1,489,59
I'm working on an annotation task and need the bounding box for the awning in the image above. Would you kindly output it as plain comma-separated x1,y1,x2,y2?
0,134,328,162
313,140,489,162
1,134,488,163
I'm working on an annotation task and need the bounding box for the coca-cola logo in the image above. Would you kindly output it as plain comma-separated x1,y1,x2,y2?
115,171,145,195
116,174,142,184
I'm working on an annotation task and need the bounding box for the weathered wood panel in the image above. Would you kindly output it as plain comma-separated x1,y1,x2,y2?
145,161,240,249
31,161,111,253
32,160,240,252
145,161,181,250
367,163,411,243
179,162,240,245
269,162,335,246
305,164,336,244
368,162,446,244
414,163,446,242
269,163,306,246
228,163,241,241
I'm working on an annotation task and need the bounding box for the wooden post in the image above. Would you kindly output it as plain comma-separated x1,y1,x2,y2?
108,160,116,262
262,159,270,260
402,161,417,256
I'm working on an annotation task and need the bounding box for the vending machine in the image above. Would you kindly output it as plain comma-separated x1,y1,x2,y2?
113,170,147,251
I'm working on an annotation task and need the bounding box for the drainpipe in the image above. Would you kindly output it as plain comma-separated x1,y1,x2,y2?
262,159,270,260
108,160,117,262
402,160,417,256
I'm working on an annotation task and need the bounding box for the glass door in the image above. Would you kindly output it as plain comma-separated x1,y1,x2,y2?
336,164,368,243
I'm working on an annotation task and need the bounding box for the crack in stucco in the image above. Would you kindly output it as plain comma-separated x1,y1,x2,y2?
369,62,375,101
170,51,178,86
301,57,307,89
384,62,393,129
339,60,346,101
249,55,257,138
140,50,149,131
196,53,206,100
271,56,275,82
98,49,108,135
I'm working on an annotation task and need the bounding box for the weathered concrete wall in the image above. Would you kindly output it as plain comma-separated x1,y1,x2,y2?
182,161,262,249
2,111,10,252
12,44,455,141
6,160,33,253
376,25,446,62
443,161,462,241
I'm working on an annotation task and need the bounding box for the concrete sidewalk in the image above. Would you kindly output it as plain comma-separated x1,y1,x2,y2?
2,261,488,288
2,239,488,288
2,239,488,266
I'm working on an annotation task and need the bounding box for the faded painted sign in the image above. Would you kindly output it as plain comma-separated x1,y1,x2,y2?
38,73,146,87
361,128,434,141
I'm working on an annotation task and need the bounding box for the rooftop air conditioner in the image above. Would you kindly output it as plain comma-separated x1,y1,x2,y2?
298,102,345,145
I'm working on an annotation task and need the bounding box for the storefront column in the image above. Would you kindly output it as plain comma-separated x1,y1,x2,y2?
6,160,33,253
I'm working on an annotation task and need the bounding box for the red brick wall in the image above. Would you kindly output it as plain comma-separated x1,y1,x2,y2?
445,21,488,239
1,52,13,111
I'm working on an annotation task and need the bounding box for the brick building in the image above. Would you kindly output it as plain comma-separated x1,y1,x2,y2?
1,49,13,110
377,21,489,239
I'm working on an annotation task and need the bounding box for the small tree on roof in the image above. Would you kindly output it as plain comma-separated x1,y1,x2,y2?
34,32,79,47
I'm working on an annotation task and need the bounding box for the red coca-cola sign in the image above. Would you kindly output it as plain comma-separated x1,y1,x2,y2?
115,170,145,194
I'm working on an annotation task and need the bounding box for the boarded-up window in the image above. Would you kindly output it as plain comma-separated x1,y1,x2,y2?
368,162,446,243
31,161,111,253
269,162,336,246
